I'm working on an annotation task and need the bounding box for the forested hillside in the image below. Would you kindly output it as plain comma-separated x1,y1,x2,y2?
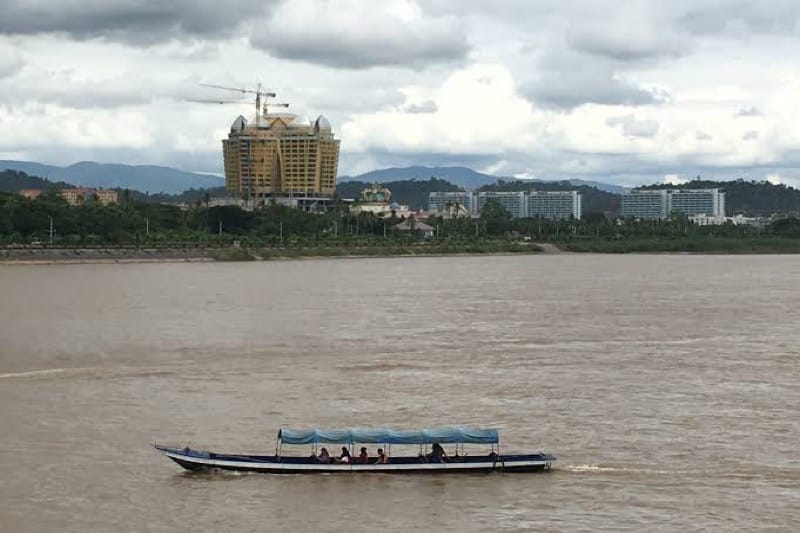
336,178,462,209
638,179,800,216
0,170,75,193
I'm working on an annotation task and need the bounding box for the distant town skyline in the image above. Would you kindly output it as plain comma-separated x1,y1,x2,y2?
1,0,800,187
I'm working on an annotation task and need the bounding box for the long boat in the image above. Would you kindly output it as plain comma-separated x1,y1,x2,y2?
154,427,556,474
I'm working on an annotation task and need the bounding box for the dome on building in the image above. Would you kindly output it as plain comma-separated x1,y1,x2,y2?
230,115,247,133
287,115,313,128
361,183,392,203
255,112,296,128
315,115,331,131
246,113,273,128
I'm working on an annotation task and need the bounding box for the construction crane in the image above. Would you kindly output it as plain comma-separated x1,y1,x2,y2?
195,83,289,127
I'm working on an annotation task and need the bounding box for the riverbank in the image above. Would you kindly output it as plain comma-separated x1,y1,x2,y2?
4,237,799,264
562,236,800,253
0,242,541,264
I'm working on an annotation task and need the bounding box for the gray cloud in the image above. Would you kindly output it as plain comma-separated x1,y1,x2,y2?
256,37,466,69
606,115,660,138
252,32,466,69
0,1,272,44
404,100,438,113
0,72,205,109
742,130,759,140
525,49,662,109
678,0,800,36
251,2,467,69
566,25,688,62
0,48,22,78
695,130,712,141
736,106,761,117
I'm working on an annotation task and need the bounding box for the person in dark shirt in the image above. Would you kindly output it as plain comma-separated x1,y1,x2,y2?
375,448,389,464
357,447,369,464
334,446,351,464
427,442,448,462
317,447,331,464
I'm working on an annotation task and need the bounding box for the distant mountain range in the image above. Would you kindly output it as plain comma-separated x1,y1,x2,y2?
3,162,799,216
0,160,623,196
0,160,224,195
341,165,624,194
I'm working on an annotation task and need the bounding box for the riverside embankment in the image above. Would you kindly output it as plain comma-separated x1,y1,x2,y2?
0,242,542,264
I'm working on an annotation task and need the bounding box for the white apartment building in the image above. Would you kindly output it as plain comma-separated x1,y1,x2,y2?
527,191,582,220
428,190,582,219
427,191,476,216
476,191,527,219
621,188,726,219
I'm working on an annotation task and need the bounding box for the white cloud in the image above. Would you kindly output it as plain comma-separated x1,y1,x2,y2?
664,174,688,185
0,39,23,78
606,114,660,138
342,64,539,154
736,106,761,117
3,0,800,185
480,160,509,175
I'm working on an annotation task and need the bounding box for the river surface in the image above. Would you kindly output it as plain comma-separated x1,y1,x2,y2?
1,255,798,532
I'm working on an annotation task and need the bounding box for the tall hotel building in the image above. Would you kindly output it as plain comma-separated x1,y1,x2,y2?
621,188,725,219
223,112,340,201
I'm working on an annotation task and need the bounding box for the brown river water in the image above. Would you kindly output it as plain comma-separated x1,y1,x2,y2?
0,255,798,532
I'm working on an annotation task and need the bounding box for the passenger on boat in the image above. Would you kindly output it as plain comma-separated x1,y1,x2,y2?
427,442,448,463
316,447,331,464
375,448,389,464
333,446,351,464
357,447,369,464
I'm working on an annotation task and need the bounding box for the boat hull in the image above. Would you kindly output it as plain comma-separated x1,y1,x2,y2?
156,445,555,474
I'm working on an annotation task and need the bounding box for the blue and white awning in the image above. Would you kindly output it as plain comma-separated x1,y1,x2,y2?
277,427,499,445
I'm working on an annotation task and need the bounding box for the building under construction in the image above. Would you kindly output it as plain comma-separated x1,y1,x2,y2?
222,110,340,206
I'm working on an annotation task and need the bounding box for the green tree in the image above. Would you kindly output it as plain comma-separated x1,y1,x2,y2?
479,199,510,235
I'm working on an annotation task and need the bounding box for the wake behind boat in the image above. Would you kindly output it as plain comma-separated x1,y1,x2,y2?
154,426,556,474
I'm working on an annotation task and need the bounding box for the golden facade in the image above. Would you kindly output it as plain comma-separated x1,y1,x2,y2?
223,113,340,199
61,188,118,206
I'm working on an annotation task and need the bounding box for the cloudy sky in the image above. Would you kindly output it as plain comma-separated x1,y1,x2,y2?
1,0,800,186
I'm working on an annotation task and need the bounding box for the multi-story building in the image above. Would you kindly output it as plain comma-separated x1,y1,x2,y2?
59,188,118,206
19,188,118,205
527,191,582,219
620,190,669,219
476,191,526,218
223,112,340,203
621,188,725,219
428,191,476,216
669,189,725,217
428,190,582,219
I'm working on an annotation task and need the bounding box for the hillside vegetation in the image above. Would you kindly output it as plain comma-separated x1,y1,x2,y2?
336,177,462,209
0,170,75,193
638,179,800,216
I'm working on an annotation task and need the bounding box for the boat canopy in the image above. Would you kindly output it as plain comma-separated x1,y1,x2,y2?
277,427,499,445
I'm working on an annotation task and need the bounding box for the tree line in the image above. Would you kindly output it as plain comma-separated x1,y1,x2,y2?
2,190,799,247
